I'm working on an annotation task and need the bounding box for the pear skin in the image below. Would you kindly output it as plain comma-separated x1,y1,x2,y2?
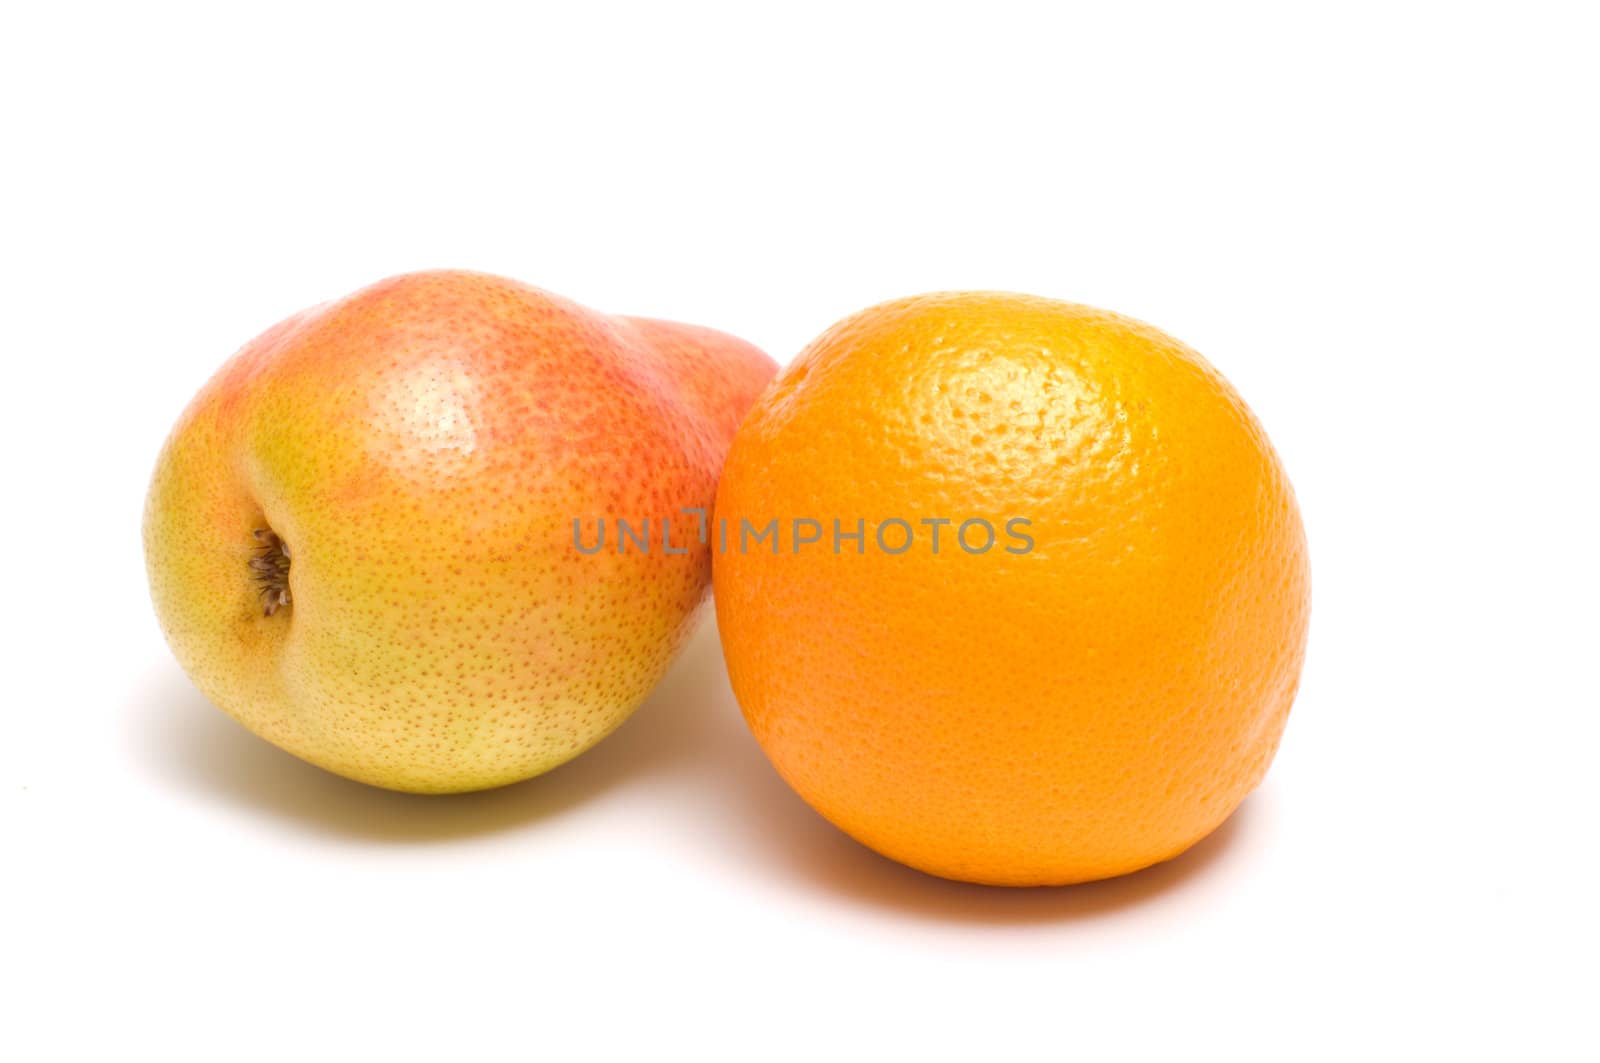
144,270,776,793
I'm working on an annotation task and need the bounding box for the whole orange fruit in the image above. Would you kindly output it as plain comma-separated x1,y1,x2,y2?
713,292,1309,886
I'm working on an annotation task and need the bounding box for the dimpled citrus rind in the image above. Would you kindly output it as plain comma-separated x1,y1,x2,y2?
713,291,1309,885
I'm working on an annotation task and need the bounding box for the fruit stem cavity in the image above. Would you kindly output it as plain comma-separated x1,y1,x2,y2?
250,527,292,616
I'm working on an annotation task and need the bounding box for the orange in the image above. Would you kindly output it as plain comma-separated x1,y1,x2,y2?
712,292,1309,886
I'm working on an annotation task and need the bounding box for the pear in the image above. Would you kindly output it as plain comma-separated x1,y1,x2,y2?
144,270,775,792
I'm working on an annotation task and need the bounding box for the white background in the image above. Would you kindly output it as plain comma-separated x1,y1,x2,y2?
3,2,1596,1058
